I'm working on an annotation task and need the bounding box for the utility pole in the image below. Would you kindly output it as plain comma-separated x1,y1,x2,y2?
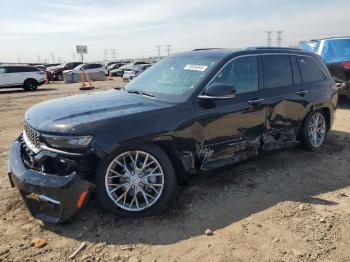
72,52,76,61
266,31,273,47
37,55,41,63
165,44,171,56
156,45,161,58
277,31,283,47
58,57,61,63
44,57,48,64
111,49,116,60
102,49,108,61
50,52,55,63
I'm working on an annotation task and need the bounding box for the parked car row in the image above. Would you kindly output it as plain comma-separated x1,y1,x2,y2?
123,64,152,81
299,36,350,100
46,62,83,81
110,62,152,80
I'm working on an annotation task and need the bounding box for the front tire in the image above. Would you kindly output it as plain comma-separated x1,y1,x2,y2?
301,110,327,150
96,144,177,217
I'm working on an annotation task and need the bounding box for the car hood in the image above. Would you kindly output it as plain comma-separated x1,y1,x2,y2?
24,89,172,134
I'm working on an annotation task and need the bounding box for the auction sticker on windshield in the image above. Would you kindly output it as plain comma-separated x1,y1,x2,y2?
184,64,208,71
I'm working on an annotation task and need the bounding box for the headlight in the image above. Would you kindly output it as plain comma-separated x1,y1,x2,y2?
42,135,93,149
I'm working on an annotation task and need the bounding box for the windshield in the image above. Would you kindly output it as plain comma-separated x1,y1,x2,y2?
322,38,350,63
119,64,133,70
74,64,85,70
125,56,219,102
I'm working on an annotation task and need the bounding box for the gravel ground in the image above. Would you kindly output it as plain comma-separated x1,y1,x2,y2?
0,79,350,262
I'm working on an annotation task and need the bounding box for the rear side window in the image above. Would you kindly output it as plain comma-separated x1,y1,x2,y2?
87,64,101,69
6,67,20,73
298,56,326,83
7,66,38,73
211,56,258,94
262,55,293,88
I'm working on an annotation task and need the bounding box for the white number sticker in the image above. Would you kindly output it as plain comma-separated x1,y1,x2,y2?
184,64,208,72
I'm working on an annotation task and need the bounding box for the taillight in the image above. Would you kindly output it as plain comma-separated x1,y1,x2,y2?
342,61,350,69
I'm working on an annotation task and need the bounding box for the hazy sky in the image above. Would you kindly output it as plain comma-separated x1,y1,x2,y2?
1,0,349,63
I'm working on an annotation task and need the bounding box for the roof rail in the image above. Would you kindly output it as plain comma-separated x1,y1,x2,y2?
192,48,223,51
247,47,301,51
311,36,350,41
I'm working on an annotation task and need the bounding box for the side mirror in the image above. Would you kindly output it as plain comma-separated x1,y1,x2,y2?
199,83,236,99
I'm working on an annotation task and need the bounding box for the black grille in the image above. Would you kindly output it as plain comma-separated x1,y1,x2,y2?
24,122,40,149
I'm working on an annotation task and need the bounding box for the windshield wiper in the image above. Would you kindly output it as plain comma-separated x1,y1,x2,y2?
127,89,155,98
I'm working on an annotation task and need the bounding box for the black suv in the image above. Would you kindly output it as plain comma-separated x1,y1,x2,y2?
8,47,338,223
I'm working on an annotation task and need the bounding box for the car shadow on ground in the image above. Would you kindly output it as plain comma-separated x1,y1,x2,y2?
44,129,350,246
0,88,57,95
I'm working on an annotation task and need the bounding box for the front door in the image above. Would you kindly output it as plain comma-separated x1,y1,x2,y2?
0,67,9,87
196,55,267,170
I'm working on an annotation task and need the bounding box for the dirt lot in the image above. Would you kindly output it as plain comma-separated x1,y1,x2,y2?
0,80,350,262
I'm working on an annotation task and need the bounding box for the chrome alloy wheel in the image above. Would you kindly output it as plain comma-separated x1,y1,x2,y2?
105,150,165,211
308,112,326,148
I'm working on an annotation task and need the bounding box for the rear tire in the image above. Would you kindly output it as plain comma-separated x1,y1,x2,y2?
301,110,327,151
96,144,177,218
23,79,38,91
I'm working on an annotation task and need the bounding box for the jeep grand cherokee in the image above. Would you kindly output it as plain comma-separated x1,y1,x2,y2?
8,47,338,223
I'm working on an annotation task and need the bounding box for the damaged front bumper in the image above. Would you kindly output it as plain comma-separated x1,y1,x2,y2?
8,140,93,223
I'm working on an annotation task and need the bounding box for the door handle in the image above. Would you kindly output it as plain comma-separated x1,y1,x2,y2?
296,90,309,96
247,98,265,106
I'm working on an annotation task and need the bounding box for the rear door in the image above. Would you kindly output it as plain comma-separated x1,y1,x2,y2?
197,55,267,169
259,54,305,149
297,55,329,107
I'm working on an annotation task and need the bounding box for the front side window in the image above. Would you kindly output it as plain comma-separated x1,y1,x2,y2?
298,56,326,83
125,56,219,102
0,67,5,74
211,56,258,94
262,55,293,89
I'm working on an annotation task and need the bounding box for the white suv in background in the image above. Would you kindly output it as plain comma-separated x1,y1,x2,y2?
0,66,45,91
